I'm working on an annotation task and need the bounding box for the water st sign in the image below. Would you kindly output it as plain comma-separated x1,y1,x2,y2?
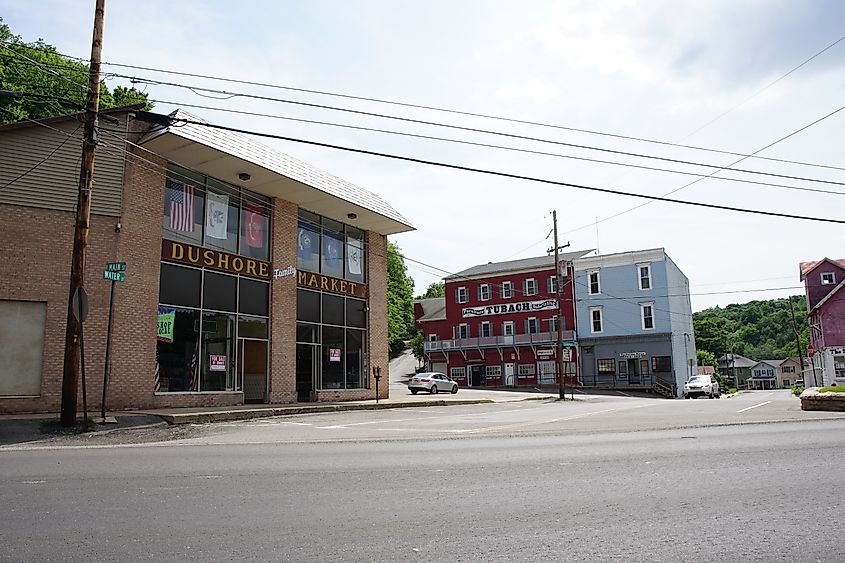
103,270,125,282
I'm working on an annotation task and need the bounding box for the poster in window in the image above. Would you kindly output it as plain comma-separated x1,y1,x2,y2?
157,307,176,343
347,237,363,275
206,192,229,239
244,203,265,249
209,355,227,371
297,224,318,269
329,348,341,362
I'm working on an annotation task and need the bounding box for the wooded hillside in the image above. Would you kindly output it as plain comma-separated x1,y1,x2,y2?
693,296,808,361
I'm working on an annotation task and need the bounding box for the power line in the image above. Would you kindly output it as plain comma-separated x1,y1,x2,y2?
116,73,845,186
681,33,845,140
7,51,845,199
155,114,845,225
0,115,82,192
561,102,845,236
22,42,844,174
128,98,845,197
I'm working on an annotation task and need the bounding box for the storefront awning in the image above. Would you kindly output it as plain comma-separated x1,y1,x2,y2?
138,110,414,236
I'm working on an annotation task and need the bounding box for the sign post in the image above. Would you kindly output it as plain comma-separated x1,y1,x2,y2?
100,262,125,422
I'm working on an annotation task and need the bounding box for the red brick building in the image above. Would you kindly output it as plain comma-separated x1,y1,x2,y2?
0,108,412,414
800,257,845,387
415,252,590,387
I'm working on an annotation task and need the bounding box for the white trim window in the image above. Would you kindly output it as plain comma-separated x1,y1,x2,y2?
524,278,538,296
479,283,491,301
502,321,515,336
428,334,438,342
588,270,601,295
822,272,836,285
548,316,560,332
518,364,535,376
456,286,468,303
450,367,466,380
590,307,603,333
480,321,492,338
500,281,514,299
640,302,655,330
526,317,539,334
638,264,651,290
485,365,502,378
457,323,469,339
548,276,557,294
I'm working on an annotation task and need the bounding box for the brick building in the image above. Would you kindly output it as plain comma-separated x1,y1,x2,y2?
415,252,590,387
0,108,412,414
800,257,845,387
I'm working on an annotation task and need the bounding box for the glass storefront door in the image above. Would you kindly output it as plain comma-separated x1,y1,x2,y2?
240,339,267,403
296,344,319,402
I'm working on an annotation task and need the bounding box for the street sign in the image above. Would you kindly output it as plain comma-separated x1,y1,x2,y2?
103,270,125,282
105,262,126,272
71,286,89,322
562,341,577,347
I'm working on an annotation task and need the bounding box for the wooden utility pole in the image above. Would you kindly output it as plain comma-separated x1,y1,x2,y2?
60,0,107,427
551,211,566,400
788,295,809,387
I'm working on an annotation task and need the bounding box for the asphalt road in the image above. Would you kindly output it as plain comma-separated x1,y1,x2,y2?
2,391,844,562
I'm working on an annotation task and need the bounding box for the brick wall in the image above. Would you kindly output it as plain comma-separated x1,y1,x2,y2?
0,204,120,414
366,231,389,400
269,198,298,403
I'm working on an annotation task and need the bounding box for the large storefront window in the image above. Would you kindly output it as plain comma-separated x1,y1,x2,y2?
297,209,366,283
296,289,367,390
156,264,270,393
163,164,271,262
155,308,200,392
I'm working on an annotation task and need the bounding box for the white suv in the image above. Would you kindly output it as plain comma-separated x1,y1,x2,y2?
683,375,720,399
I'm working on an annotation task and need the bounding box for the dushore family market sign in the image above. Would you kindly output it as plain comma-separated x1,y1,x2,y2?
161,240,271,280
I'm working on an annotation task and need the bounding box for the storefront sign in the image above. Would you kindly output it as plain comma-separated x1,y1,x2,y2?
329,348,341,362
297,270,367,298
537,348,555,357
274,266,296,279
619,352,646,358
161,240,270,280
462,299,557,318
209,355,227,371
157,307,176,343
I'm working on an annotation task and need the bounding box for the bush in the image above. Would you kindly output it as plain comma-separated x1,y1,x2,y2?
791,385,805,396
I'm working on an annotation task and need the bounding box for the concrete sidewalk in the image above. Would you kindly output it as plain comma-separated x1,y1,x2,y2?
133,392,556,424
0,391,558,444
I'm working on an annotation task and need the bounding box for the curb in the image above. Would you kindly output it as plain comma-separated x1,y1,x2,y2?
147,398,503,425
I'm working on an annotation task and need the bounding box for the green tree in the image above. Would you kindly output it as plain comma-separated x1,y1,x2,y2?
417,282,444,299
387,242,415,357
409,329,425,365
0,17,150,124
696,349,719,374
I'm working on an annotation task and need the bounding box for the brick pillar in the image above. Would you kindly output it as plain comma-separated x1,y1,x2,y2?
367,232,389,399
109,148,166,410
268,198,298,403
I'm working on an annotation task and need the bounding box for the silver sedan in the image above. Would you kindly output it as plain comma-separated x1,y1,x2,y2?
408,372,459,395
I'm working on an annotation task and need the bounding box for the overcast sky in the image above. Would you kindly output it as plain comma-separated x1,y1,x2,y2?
3,0,844,311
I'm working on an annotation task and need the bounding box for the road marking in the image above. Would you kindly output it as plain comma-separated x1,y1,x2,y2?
448,403,655,434
737,401,771,413
315,406,537,429
21,480,46,484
